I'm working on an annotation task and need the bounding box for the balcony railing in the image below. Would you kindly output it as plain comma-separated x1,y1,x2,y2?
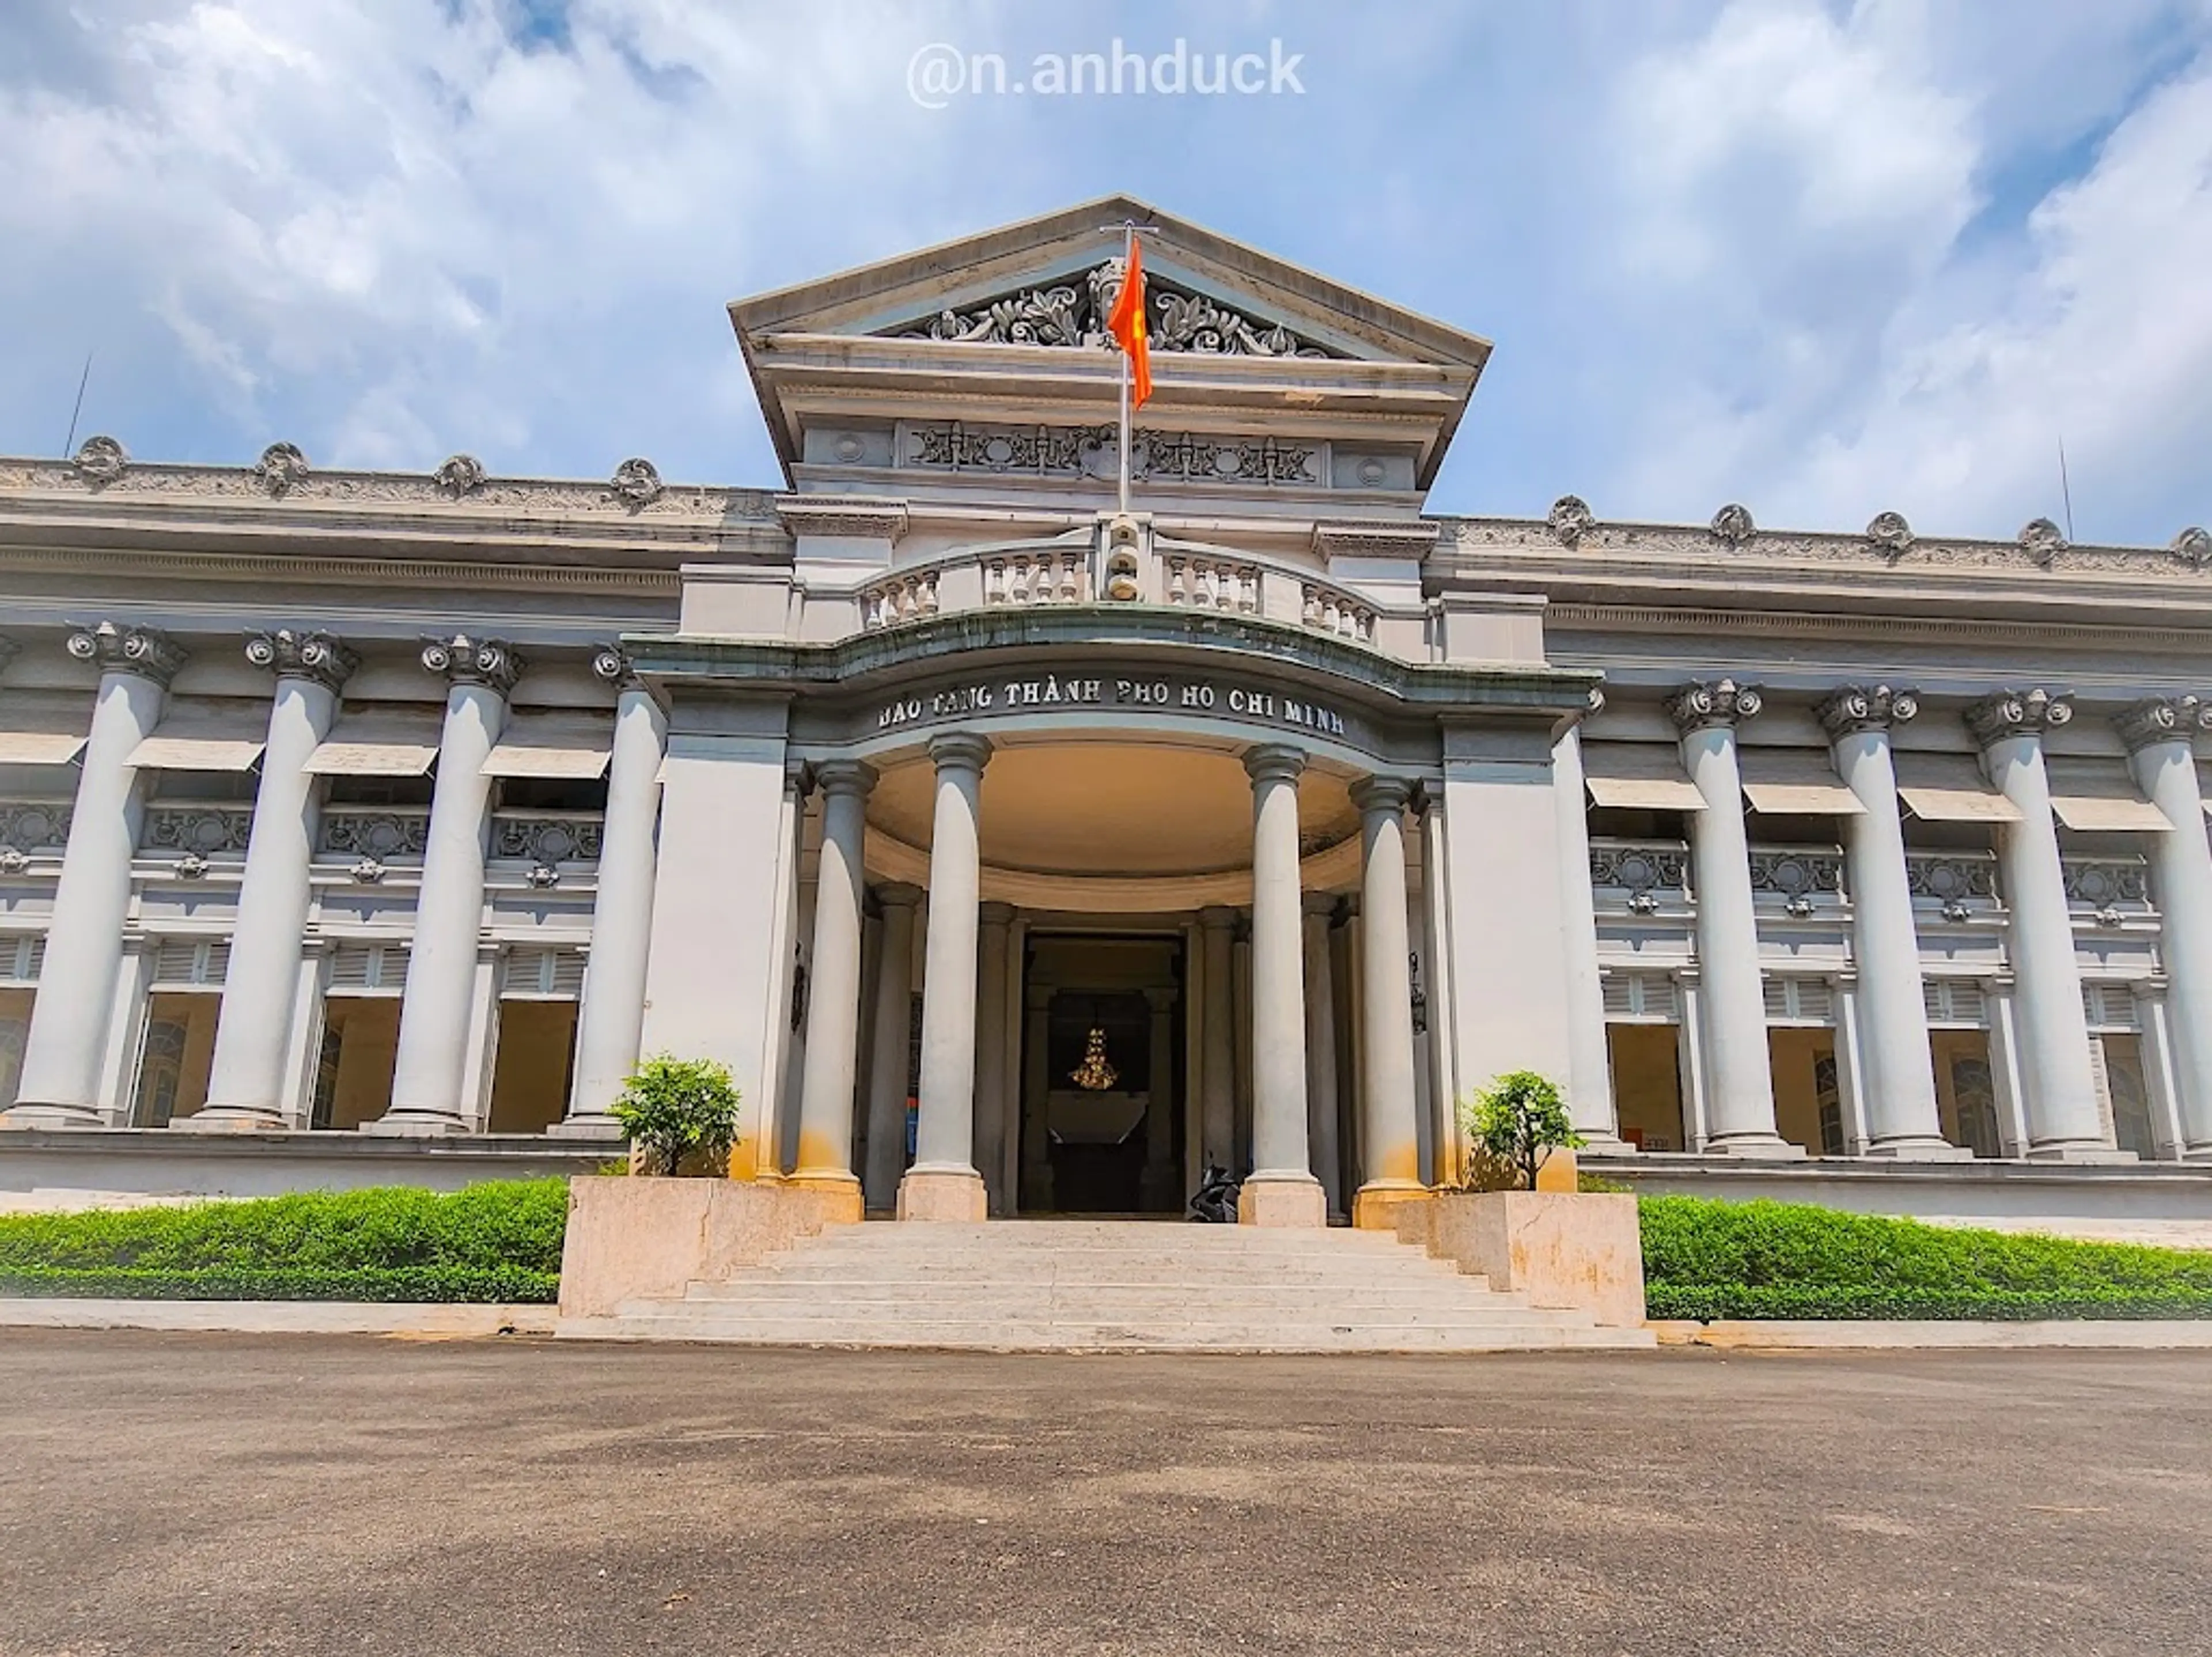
319,808,431,860
491,811,604,865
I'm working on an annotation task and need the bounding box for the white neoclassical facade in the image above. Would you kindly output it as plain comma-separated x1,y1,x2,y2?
4,196,2212,1224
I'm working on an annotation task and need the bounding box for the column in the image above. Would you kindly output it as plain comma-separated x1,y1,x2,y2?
1020,982,1054,1212
2119,695,2212,1157
1667,679,1794,1155
559,648,668,1135
860,883,922,1210
974,900,1015,1215
1300,895,1343,1219
1552,726,1627,1149
900,733,990,1221
192,632,359,1130
5,623,187,1126
1968,690,2112,1156
1198,905,1237,1171
1141,986,1180,1209
1349,775,1425,1226
1239,744,1324,1225
787,760,873,1214
372,636,521,1134
1817,684,1963,1157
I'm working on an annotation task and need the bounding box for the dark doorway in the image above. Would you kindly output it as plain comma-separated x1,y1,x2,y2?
1020,934,1185,1215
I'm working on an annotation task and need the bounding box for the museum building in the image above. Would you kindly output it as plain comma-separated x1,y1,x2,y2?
4,197,2212,1224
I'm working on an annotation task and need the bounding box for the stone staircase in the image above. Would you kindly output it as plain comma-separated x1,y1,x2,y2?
560,1220,1654,1352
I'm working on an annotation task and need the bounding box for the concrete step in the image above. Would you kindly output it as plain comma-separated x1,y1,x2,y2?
558,1218,1650,1353
679,1278,1497,1308
573,1313,1655,1352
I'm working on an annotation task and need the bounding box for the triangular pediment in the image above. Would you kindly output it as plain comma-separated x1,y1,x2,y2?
729,195,1490,371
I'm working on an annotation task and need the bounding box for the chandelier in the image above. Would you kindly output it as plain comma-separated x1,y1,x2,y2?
1069,1026,1119,1091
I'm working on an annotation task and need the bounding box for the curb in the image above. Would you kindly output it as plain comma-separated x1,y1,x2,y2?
1649,1318,2212,1349
0,1298,558,1337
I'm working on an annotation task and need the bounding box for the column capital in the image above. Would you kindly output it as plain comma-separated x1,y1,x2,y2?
2115,694,2212,754
1243,742,1306,785
245,629,358,693
874,880,924,910
590,644,643,690
814,758,878,799
1965,687,2073,750
1143,984,1179,1012
1198,903,1240,932
65,620,188,687
784,756,813,796
1816,683,1919,737
420,633,524,693
1665,678,1762,734
927,731,993,775
1349,774,1414,817
978,900,1017,927
1302,890,1340,919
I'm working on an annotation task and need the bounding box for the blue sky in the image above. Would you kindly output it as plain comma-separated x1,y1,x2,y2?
3,0,2210,545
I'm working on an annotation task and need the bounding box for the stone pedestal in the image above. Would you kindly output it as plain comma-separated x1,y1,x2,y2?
896,1166,988,1222
1237,1171,1329,1228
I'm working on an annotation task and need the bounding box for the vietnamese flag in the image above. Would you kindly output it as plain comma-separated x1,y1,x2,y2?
1107,236,1153,410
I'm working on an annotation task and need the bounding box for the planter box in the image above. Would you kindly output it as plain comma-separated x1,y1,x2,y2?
556,1176,849,1318
1396,1191,1645,1328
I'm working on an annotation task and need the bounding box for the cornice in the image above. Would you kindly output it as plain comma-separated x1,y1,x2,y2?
0,543,684,595
1543,603,2212,656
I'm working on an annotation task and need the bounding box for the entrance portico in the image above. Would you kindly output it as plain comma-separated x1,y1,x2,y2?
628,599,1596,1225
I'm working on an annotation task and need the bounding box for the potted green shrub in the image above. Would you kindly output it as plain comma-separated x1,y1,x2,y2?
1456,1069,1584,1191
609,1056,743,1177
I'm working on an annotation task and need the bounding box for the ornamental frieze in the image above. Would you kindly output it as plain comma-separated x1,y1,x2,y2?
899,421,1321,487
141,807,252,856
0,801,72,853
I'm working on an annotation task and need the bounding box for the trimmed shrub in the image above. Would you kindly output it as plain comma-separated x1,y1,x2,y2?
1641,1196,2212,1321
0,1179,567,1303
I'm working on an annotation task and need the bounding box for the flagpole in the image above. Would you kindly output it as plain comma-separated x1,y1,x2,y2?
1117,221,1133,517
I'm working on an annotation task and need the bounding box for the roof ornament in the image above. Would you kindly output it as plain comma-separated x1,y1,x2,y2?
434,453,487,498
2018,517,2067,566
1709,502,1756,546
608,457,663,509
254,442,309,498
1865,511,1914,557
2173,526,2211,569
1547,494,1594,548
73,434,128,487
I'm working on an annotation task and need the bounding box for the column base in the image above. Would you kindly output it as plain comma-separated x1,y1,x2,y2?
547,1115,626,1140
360,1112,471,1137
1238,1171,1327,1228
897,1164,987,1222
785,1170,865,1224
0,1103,108,1130
2025,1143,2141,1164
1705,1133,1809,1160
2183,1145,2212,1163
1351,1181,1430,1231
1572,1132,1637,1156
169,1107,290,1134
1862,1136,1976,1162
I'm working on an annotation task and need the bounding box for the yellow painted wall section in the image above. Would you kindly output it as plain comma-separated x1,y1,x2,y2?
487,1000,577,1133
1767,1028,1838,1154
1607,1024,1684,1152
328,998,401,1130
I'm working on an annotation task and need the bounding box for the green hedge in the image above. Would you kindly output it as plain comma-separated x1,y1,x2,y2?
0,1179,567,1303
1641,1195,2212,1321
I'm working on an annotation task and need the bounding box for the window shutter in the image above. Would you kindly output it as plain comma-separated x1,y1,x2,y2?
501,948,585,1000
329,944,406,993
149,939,229,988
2081,983,2139,1031
1601,972,1679,1022
0,936,41,983
1764,977,1834,1024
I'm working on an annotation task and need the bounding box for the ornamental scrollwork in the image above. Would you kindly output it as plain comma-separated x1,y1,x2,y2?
254,442,310,497
1965,687,2072,747
2018,517,2067,566
2114,694,2212,753
902,421,1319,487
492,814,602,864
1665,678,1762,733
1748,849,1844,899
0,801,71,853
433,453,487,498
898,260,1336,358
2062,858,2149,907
1906,853,1997,905
142,807,252,856
320,812,430,859
65,621,188,686
421,633,524,692
73,434,129,486
1588,842,1687,895
608,457,664,509
1816,683,1919,736
1547,495,1594,548
1865,511,1914,557
245,628,358,693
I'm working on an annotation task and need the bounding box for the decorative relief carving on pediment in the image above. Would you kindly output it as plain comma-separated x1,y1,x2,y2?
895,259,1340,358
